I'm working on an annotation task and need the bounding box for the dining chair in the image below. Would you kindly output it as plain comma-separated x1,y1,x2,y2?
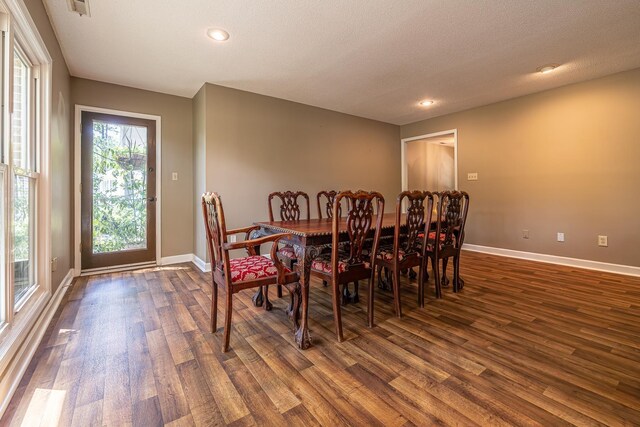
202,192,301,352
267,191,310,298
373,191,434,321
424,191,469,299
316,190,349,289
310,190,385,340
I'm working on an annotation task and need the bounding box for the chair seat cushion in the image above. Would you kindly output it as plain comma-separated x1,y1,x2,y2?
376,244,406,261
279,245,297,259
311,252,370,274
423,231,448,251
228,256,290,283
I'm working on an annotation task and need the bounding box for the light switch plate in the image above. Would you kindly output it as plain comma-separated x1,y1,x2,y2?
467,172,478,181
557,232,565,242
172,172,178,181
598,235,608,247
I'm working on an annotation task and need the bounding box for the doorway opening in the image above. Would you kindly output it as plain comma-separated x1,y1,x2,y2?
401,129,458,192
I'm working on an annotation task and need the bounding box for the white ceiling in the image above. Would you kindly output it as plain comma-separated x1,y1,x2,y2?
44,0,640,125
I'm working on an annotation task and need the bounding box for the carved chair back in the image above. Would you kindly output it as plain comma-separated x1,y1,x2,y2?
435,191,470,250
317,190,351,219
332,191,385,275
395,191,434,257
268,191,310,221
201,192,231,275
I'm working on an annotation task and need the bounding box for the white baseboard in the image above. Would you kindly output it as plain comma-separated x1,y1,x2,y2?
0,268,74,417
192,254,211,272
463,244,640,277
159,254,193,265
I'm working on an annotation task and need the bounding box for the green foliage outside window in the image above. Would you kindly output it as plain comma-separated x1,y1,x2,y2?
92,121,147,253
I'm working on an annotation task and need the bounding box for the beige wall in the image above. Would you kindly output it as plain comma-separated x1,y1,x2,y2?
192,86,207,260
194,83,401,260
401,68,640,267
25,0,72,292
71,78,194,258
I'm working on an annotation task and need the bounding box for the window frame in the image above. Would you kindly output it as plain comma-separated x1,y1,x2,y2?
0,0,52,379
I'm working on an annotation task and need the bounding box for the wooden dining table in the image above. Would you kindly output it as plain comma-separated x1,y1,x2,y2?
250,213,403,349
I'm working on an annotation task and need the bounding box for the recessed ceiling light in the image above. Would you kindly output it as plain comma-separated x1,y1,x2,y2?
418,100,434,107
537,64,559,74
207,28,229,42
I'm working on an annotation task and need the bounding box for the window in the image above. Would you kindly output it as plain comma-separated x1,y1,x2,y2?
10,44,37,308
0,0,52,375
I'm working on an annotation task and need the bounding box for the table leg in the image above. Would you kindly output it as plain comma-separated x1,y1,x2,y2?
250,241,264,307
294,245,317,350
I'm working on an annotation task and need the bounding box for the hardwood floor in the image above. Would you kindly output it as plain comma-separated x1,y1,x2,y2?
3,251,640,426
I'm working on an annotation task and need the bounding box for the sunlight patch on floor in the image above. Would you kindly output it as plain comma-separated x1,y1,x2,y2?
21,388,65,427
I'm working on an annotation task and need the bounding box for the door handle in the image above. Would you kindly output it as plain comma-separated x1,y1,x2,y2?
148,197,157,202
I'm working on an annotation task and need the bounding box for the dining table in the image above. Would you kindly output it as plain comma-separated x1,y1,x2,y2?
249,213,404,349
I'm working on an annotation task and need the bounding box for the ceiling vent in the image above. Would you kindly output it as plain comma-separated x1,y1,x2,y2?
67,0,90,17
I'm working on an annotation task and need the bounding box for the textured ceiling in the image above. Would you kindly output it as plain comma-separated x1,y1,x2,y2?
44,0,640,125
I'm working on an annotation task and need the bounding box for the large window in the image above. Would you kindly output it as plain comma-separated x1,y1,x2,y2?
0,0,52,375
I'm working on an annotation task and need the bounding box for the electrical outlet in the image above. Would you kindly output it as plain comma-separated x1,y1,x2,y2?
228,235,237,243
598,235,608,247
522,229,529,239
51,257,58,272
172,172,178,181
557,232,565,242
467,172,478,181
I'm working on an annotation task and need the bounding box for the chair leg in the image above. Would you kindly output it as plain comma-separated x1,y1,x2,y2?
376,265,385,289
392,267,402,318
331,281,344,342
211,280,218,332
277,284,283,298
453,255,461,292
432,257,442,299
222,290,233,352
264,285,273,311
352,281,360,303
368,273,375,328
417,263,425,308
441,258,450,287
409,268,417,280
341,283,351,306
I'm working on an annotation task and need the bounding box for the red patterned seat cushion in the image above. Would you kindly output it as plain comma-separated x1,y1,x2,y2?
279,245,297,259
227,256,290,283
424,231,447,251
376,244,406,261
428,231,446,241
311,253,370,274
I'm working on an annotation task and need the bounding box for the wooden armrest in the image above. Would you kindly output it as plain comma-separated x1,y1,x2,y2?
223,233,293,251
226,225,260,235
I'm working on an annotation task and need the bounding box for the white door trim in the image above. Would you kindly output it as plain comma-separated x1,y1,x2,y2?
73,104,162,274
400,129,458,191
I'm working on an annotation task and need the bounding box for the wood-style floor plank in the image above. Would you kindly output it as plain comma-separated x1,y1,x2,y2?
3,251,640,426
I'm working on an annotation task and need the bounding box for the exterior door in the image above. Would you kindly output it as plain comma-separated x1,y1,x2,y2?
81,111,156,270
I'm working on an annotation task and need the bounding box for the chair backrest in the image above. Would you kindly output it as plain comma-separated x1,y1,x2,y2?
395,191,434,256
436,191,470,249
268,191,310,221
332,190,385,273
201,192,229,272
317,190,351,219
